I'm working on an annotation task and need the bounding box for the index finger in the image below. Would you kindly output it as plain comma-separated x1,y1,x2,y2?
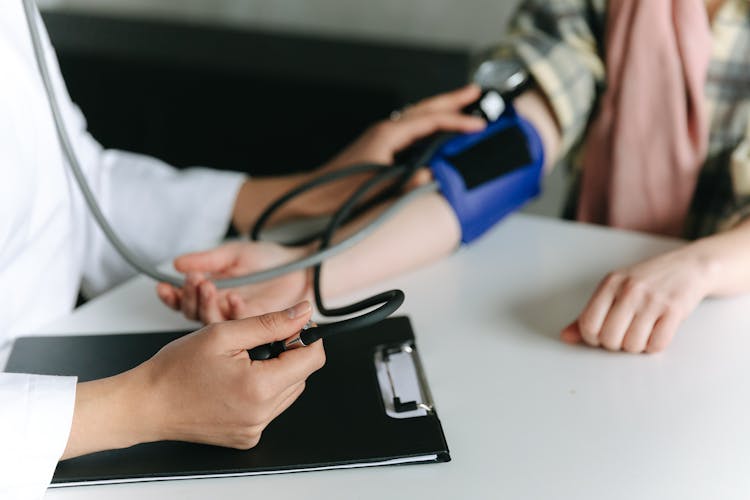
157,282,182,310
411,84,482,114
389,112,485,153
576,273,625,346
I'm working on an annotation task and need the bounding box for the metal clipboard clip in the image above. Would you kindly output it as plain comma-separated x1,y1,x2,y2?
374,342,436,419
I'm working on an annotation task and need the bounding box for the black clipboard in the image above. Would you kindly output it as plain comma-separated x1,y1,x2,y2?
5,316,450,486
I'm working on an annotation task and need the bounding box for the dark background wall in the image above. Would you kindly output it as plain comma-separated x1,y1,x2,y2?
43,12,472,176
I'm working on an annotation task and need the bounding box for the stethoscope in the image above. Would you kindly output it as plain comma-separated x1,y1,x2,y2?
21,0,446,358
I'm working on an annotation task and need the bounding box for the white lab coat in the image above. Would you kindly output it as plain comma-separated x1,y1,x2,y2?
0,3,245,498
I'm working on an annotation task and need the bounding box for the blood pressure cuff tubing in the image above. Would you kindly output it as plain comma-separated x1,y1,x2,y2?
428,105,544,244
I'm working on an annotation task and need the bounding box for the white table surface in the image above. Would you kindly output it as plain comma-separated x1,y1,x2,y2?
26,213,750,499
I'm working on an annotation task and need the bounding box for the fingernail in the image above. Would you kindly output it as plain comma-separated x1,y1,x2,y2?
286,301,311,319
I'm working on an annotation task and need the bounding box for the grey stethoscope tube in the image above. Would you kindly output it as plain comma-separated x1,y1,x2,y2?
22,0,436,289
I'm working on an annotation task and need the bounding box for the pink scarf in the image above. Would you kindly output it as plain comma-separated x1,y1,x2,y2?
577,0,713,236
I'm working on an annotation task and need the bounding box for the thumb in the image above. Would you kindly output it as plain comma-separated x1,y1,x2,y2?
560,321,583,344
174,244,239,274
391,112,484,153
219,301,313,350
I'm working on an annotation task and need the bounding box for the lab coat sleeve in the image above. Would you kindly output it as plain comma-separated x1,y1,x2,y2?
34,8,246,296
76,146,246,297
0,373,76,500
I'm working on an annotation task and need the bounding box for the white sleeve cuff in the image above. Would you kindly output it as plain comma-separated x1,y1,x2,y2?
0,373,76,499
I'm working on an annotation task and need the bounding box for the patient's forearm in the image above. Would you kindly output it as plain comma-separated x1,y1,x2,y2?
319,193,461,297
691,218,750,297
315,90,559,297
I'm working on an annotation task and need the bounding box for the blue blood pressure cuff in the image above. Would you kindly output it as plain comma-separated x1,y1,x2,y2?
428,104,544,244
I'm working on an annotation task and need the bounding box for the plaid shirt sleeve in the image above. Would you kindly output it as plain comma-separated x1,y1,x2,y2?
475,0,750,240
478,0,608,158
685,0,750,238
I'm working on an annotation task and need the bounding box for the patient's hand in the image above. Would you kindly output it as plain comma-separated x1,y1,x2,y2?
560,246,712,353
157,241,312,323
275,84,486,225
324,84,485,170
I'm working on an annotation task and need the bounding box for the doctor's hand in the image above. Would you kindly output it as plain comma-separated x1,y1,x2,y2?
559,246,712,353
157,241,312,323
63,302,325,460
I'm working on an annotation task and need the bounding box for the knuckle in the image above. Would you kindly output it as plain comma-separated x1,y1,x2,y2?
257,312,281,333
646,341,667,354
600,337,621,352
317,353,326,371
580,330,600,346
314,345,327,371
244,409,266,428
233,429,262,450
284,383,305,408
620,277,645,300
649,329,674,352
603,271,623,288
640,289,659,308
622,339,644,354
577,314,598,339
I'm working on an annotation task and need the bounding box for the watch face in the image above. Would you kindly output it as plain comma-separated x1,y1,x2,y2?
478,90,505,122
473,59,528,93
